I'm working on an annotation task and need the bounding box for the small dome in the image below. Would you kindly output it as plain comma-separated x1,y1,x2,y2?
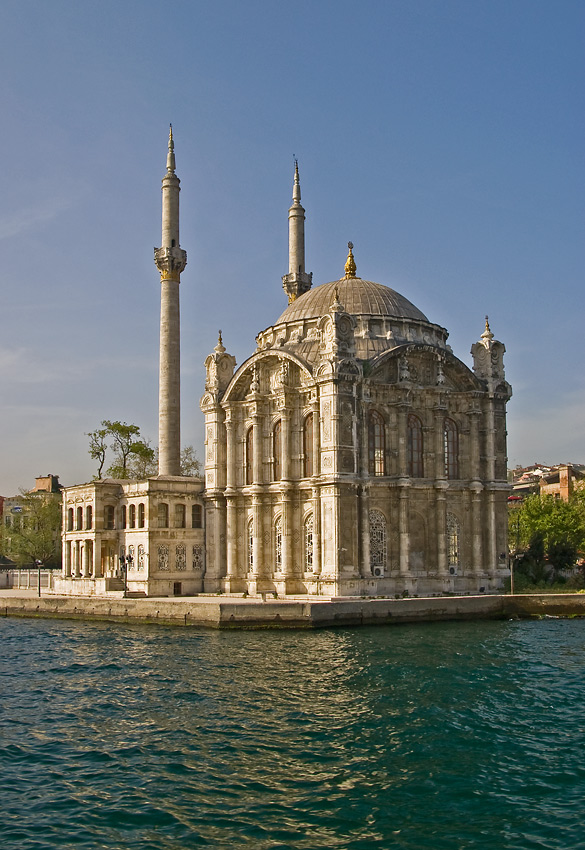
276,277,428,325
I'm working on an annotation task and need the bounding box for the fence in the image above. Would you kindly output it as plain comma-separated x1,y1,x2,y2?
0,568,60,591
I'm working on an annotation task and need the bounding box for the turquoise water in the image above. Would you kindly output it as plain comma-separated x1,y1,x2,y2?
2,617,585,849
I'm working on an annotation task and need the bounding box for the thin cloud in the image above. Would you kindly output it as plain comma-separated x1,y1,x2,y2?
0,195,75,240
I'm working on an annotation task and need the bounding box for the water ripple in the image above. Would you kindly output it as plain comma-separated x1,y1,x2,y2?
2,618,585,848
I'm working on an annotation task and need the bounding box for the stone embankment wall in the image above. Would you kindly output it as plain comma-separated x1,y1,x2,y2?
2,594,585,629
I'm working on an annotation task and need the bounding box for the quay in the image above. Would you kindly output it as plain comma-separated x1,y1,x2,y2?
1,590,585,629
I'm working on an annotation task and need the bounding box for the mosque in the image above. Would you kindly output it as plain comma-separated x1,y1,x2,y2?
57,131,512,598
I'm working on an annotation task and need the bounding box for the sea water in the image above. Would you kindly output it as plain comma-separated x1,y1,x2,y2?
1,616,585,849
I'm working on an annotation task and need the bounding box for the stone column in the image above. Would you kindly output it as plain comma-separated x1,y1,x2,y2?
281,408,291,481
398,482,411,576
281,488,294,587
470,483,483,576
63,541,71,578
312,486,322,577
226,497,238,580
82,541,91,577
93,538,102,578
74,541,81,577
435,482,448,576
252,414,262,485
360,485,370,578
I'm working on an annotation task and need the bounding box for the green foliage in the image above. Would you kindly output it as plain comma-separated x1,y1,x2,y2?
87,421,200,480
180,445,202,477
515,494,585,552
509,492,585,587
1,493,62,567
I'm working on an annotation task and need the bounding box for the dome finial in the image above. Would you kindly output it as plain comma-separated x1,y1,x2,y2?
215,329,226,353
344,241,357,278
481,315,494,341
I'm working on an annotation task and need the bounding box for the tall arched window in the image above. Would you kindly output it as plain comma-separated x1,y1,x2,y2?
192,504,202,528
247,517,254,572
444,418,459,479
158,503,169,528
368,411,385,476
76,506,83,530
369,509,387,575
447,513,460,567
175,504,186,528
129,504,136,528
273,420,282,481
85,505,93,530
274,516,282,571
303,413,314,478
408,414,424,478
138,503,145,528
304,513,314,572
246,427,254,485
67,508,74,531
121,505,127,529
104,505,115,530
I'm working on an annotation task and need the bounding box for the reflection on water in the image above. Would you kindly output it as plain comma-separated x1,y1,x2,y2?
2,618,585,849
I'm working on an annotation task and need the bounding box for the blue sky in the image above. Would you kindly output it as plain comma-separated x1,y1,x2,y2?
1,0,583,494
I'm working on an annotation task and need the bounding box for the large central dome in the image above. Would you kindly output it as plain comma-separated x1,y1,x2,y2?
276,277,429,325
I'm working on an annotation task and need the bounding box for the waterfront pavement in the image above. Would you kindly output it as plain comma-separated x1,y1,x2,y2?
2,588,585,628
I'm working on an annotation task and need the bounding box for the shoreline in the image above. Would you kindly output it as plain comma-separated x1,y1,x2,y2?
2,591,585,629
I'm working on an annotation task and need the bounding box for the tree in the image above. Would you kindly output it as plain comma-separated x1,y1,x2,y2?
1,492,62,567
102,420,142,477
87,427,108,479
510,493,585,582
180,445,202,477
87,422,201,480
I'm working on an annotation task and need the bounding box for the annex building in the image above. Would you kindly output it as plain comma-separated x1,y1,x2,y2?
56,133,512,598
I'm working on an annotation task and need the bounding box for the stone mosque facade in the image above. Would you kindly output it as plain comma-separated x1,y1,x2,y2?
57,134,512,598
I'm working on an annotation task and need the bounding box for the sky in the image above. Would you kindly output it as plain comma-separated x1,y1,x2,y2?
0,0,583,495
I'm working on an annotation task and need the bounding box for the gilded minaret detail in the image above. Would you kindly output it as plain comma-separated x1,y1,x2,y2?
282,160,312,304
155,126,187,476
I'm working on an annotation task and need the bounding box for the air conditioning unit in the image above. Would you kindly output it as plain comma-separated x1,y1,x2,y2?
373,567,384,577
449,566,457,576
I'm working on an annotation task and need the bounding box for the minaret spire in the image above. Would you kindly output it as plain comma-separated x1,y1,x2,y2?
282,160,312,304
154,128,187,477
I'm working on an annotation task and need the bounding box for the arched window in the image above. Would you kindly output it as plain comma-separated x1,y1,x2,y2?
369,509,387,575
85,505,93,530
444,418,459,479
304,513,314,572
128,504,136,528
158,503,169,528
192,504,202,528
175,503,186,528
273,420,282,481
368,411,385,476
121,505,127,529
246,427,254,485
104,505,115,530
275,516,282,571
67,508,74,531
303,413,314,478
247,517,254,572
138,503,145,528
408,414,424,478
76,506,83,530
447,513,460,567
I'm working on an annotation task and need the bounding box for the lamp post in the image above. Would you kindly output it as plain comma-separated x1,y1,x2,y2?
35,559,42,597
119,554,133,598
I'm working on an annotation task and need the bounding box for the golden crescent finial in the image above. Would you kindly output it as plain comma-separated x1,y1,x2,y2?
344,241,357,278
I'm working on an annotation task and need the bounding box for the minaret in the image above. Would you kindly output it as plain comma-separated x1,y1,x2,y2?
154,126,187,476
282,160,312,304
